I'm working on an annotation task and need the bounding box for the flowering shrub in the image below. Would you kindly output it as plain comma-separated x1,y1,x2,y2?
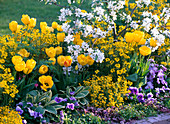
0,0,169,123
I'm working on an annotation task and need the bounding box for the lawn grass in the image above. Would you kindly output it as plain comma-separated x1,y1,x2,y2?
0,0,91,36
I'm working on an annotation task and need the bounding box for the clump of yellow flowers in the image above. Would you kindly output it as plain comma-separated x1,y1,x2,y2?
84,75,132,108
0,106,23,124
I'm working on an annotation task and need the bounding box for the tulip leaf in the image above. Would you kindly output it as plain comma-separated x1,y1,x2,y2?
35,106,45,115
126,73,138,82
45,106,57,115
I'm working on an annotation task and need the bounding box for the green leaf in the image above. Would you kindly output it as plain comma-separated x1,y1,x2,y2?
126,73,138,82
74,86,84,95
79,98,86,105
35,106,45,114
80,90,89,97
45,106,57,115
53,78,60,83
53,105,65,110
28,90,39,96
75,93,85,99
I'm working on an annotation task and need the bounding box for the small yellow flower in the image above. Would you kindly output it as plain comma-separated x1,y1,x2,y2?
39,75,54,91
16,25,23,33
57,55,65,66
23,67,33,74
14,61,26,72
39,65,48,74
57,25,63,31
57,33,65,42
55,46,62,55
29,18,36,28
49,58,56,65
75,65,78,70
52,22,58,29
41,25,50,34
12,56,23,65
139,46,151,56
45,47,56,58
49,27,54,32
21,14,30,25
18,49,30,57
81,10,87,13
166,22,170,30
9,21,18,32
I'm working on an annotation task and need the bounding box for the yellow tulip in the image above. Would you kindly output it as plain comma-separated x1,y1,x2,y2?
57,55,66,66
166,22,170,30
12,56,23,65
81,10,87,13
64,56,72,67
138,38,146,45
25,59,36,70
39,65,48,74
133,31,145,43
57,33,65,42
14,61,26,72
57,25,63,31
49,58,56,65
55,46,62,55
23,67,33,74
18,49,30,58
124,32,134,43
150,38,157,47
9,21,18,32
21,14,30,25
87,56,94,65
40,22,47,29
77,54,88,66
39,75,53,91
45,47,56,58
29,18,36,28
16,25,23,33
139,46,151,56
41,26,50,34
52,22,58,29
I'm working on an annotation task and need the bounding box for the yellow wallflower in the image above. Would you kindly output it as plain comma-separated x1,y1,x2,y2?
39,65,48,74
55,46,62,55
14,61,26,72
57,33,65,42
12,56,23,65
49,58,56,65
45,47,56,58
18,49,30,57
39,75,53,91
139,46,151,56
9,21,18,32
52,22,58,29
21,14,30,25
29,18,36,28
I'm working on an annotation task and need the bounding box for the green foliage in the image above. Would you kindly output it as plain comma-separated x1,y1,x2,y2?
118,103,158,120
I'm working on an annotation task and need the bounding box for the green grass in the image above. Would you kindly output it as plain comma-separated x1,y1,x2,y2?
0,0,91,36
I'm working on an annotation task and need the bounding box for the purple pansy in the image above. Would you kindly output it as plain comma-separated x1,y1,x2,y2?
16,102,23,107
137,93,144,102
55,97,64,104
69,96,76,101
22,120,27,124
145,81,154,89
16,106,23,115
147,93,153,98
66,103,74,110
74,102,79,106
70,91,75,95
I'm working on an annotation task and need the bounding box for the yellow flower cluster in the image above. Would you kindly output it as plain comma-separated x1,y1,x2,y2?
0,106,23,124
84,75,132,108
0,65,18,98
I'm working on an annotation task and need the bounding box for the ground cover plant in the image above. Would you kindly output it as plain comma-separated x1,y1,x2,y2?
0,0,169,123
